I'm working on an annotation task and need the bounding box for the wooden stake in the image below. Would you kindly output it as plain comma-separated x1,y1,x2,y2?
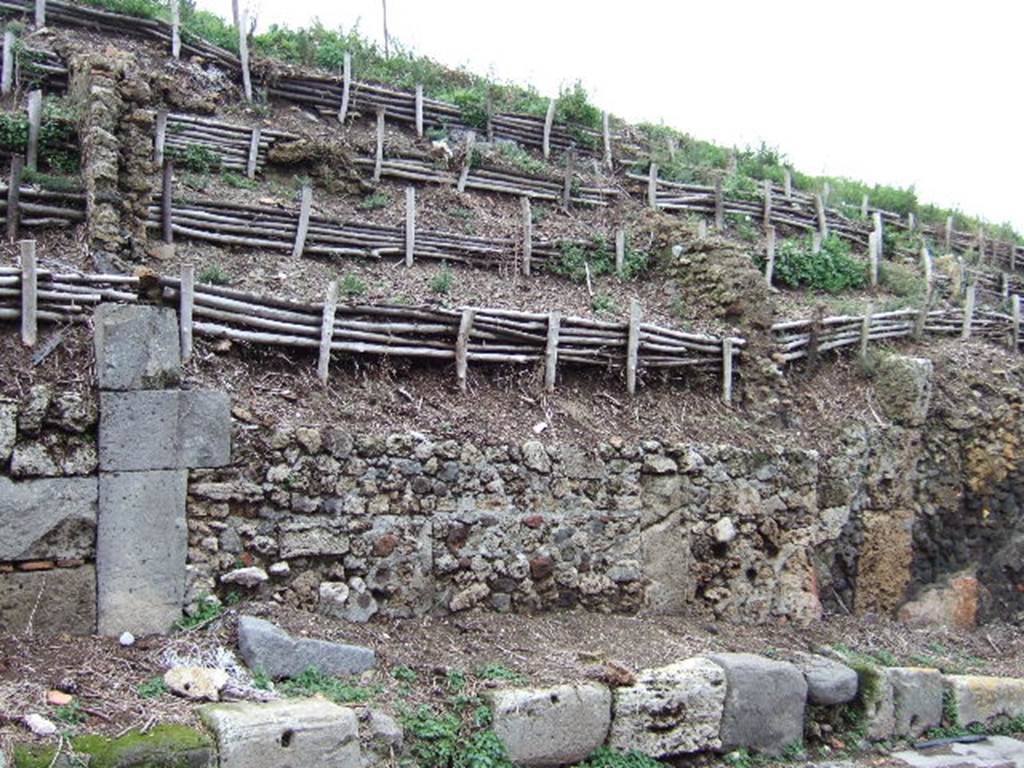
561,148,573,212
154,109,168,167
170,0,180,58
542,98,555,159
404,186,415,268
34,0,44,27
338,52,352,123
873,212,883,261
920,243,932,294
814,192,828,240
626,298,641,396
615,229,626,275
415,84,424,138
6,155,22,241
521,196,532,277
373,108,385,182
647,163,658,209
868,231,879,287
783,168,792,198
913,294,929,341
25,89,41,171
180,263,194,362
762,179,772,229
721,337,733,405
317,280,338,384
765,225,776,285
1009,241,1017,272
1002,272,1010,300
945,215,953,252
697,218,707,240
457,130,475,193
602,111,612,170
822,180,831,206
292,184,312,258
907,212,915,231
245,127,261,179
812,231,822,254
19,239,36,347
1013,295,1021,352
714,176,724,231
161,159,174,244
961,284,975,339
544,310,560,393
859,306,872,362
238,6,252,102
1,27,15,97
860,194,868,218
455,308,474,391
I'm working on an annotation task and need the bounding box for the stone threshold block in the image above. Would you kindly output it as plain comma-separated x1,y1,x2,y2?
99,390,231,472
0,476,98,561
94,304,181,391
199,698,361,768
97,469,187,636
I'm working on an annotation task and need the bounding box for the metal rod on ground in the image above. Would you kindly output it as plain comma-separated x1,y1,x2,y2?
20,239,36,346
544,310,560,393
647,163,658,209
542,98,555,159
246,127,261,179
7,155,22,241
154,110,167,167
373,108,385,182
404,186,415,268
859,306,872,363
457,131,474,193
765,225,776,285
34,0,44,27
615,229,626,275
1013,295,1021,352
721,337,733,405
961,284,976,339
626,298,641,396
170,0,180,58
237,6,252,102
714,176,724,231
1,27,14,97
602,111,612,170
25,89,41,171
338,52,351,123
317,280,338,384
415,85,423,138
179,263,194,362
161,159,174,244
291,184,312,258
455,308,474,392
521,196,532,276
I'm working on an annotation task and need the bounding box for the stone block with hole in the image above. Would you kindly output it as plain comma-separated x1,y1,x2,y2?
93,304,181,391
98,390,231,471
887,667,943,737
199,698,361,768
491,683,611,766
944,674,1024,727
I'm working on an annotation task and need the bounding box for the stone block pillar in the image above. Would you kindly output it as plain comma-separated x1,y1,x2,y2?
94,304,230,636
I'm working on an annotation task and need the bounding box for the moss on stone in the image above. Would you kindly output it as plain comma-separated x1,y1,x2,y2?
13,724,214,768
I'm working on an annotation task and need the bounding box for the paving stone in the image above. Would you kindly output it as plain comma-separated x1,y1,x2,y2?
0,476,97,561
788,651,859,706
199,698,360,768
888,667,943,738
237,616,376,680
99,390,231,471
944,674,1024,727
891,735,1024,767
706,653,807,754
492,683,611,766
0,565,96,635
97,470,187,636
94,304,181,390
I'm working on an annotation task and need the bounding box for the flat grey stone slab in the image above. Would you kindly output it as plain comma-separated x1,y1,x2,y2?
0,476,97,561
492,683,611,766
237,616,376,680
97,470,187,636
945,674,1024,727
0,565,96,635
199,698,360,768
94,304,181,391
888,667,943,738
891,735,1024,767
99,390,231,471
788,651,858,706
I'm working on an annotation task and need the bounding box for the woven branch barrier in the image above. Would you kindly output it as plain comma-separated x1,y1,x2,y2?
0,44,68,93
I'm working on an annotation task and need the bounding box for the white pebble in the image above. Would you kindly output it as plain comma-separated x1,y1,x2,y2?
24,713,57,736
119,631,135,647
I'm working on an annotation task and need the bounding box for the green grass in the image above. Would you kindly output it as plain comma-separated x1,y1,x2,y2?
400,703,512,768
172,593,223,630
221,171,257,189
358,191,393,210
573,747,664,768
170,143,221,174
278,667,376,704
430,264,454,295
340,272,367,297
54,701,86,725
475,664,525,684
757,235,866,293
591,293,616,315
136,676,169,699
198,264,231,286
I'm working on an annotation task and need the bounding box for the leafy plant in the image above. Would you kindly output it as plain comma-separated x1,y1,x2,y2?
136,677,169,699
575,747,664,768
198,264,231,286
878,261,925,299
340,273,367,297
591,293,616,315
476,664,525,684
445,668,467,693
221,171,257,189
496,142,545,175
391,665,418,683
173,593,223,630
54,701,86,725
171,143,221,174
763,235,866,293
400,704,513,768
430,264,454,295
251,668,272,691
278,667,375,704
358,191,393,210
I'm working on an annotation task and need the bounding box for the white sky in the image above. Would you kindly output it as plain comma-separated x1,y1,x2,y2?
200,0,1023,231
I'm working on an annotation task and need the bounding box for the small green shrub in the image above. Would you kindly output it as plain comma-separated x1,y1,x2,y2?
400,704,513,768
252,668,273,691
173,593,223,630
591,293,616,315
340,273,367,297
169,143,221,174
198,264,231,286
392,665,418,683
878,261,925,298
765,235,866,293
575,746,664,768
221,171,257,189
359,191,393,210
430,264,454,295
619,248,651,281
476,664,525,684
497,142,545,175
136,677,169,699
54,701,86,725
279,667,375,704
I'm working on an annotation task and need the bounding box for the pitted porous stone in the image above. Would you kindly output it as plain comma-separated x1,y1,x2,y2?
872,355,933,427
0,564,96,635
99,390,231,471
94,304,181,390
237,615,375,680
97,470,187,636
944,674,1024,727
199,698,361,768
609,657,726,758
706,653,807,754
788,652,858,706
0,476,98,561
887,667,943,738
0,401,16,461
491,683,611,766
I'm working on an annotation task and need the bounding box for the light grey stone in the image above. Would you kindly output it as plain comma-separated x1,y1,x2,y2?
0,476,97,561
237,616,376,680
221,567,269,588
18,384,51,434
521,441,551,473
279,519,349,559
9,441,58,477
48,391,98,433
609,657,726,757
642,455,678,474
944,674,1024,727
873,355,933,427
887,667,943,738
862,665,896,740
269,561,291,577
364,709,403,754
94,303,181,390
200,698,360,768
891,735,1024,768
492,683,611,767
788,652,858,706
712,517,737,544
99,390,231,471
0,401,16,462
319,579,379,624
707,653,807,754
97,469,187,636
0,565,96,635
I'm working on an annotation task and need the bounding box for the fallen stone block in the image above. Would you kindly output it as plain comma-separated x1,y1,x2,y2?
609,657,726,758
944,674,1024,727
200,698,360,768
898,571,980,631
491,683,611,766
237,615,376,680
788,652,858,706
0,476,97,561
99,390,231,471
94,304,181,391
97,470,187,636
887,667,943,738
0,565,95,635
706,653,806,754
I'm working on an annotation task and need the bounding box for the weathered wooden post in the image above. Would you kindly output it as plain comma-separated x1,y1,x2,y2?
170,0,181,59
373,108,385,182
765,225,776,285
615,228,626,275
944,215,953,252
721,338,734,405
561,148,573,211
317,280,338,384
961,284,976,339
179,263,194,362
457,130,474,193
20,238,36,347
1,26,15,97
25,89,42,171
907,212,915,231
859,306,873,363
1013,295,1021,352
868,231,879,287
521,196,532,276
34,0,45,28
812,232,822,255
291,184,312,258
414,84,424,138
7,155,22,241
697,218,708,240
814,192,828,241
237,5,252,102
542,98,555,159
544,310,560,393
626,299,641,396
647,163,658,209
161,159,174,244
602,111,612,170
783,168,792,198
860,194,869,218
338,52,352,123
246,127,261,178
455,308,475,392
404,186,415,268
920,243,932,294
762,179,772,230
873,211,884,261
714,177,724,231
154,110,168,167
